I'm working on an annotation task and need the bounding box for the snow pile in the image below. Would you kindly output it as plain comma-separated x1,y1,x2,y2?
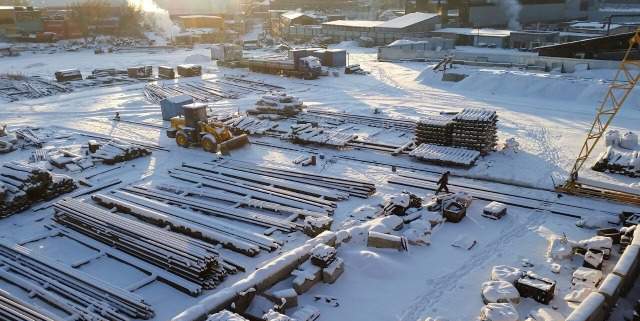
263,310,293,321
479,303,519,321
491,265,524,284
207,310,248,321
481,281,520,304
525,308,564,321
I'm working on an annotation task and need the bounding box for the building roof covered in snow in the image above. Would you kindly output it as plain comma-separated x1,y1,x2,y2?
376,12,439,29
322,20,383,28
434,28,512,38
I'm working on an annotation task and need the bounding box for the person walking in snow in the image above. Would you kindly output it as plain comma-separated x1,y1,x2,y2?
436,171,450,194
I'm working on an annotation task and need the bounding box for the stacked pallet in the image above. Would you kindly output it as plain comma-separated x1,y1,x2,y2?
0,289,64,321
415,115,454,146
90,140,151,165
177,64,202,77
451,108,498,155
592,146,640,177
0,162,76,217
409,144,481,167
54,198,230,289
0,239,153,321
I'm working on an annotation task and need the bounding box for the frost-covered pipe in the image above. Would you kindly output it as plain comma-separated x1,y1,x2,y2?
170,231,337,321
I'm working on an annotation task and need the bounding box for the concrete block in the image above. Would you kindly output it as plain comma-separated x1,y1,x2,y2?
612,245,640,295
565,292,607,321
322,257,344,284
367,231,408,251
598,273,623,308
292,261,322,294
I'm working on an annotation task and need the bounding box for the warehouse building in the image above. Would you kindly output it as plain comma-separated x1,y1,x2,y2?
321,12,441,45
0,6,43,37
536,31,640,60
432,28,512,48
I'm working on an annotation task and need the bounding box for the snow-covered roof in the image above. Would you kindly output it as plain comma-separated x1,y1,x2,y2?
282,11,309,20
376,12,439,29
322,20,383,28
569,22,623,31
434,28,512,37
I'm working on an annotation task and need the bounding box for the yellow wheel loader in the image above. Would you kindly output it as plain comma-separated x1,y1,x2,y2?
167,104,249,154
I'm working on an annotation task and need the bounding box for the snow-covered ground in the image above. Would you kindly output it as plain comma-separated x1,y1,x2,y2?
1,44,639,321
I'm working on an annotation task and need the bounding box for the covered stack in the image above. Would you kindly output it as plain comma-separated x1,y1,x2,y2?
451,108,498,155
90,140,151,165
248,92,305,117
0,162,76,217
415,115,454,146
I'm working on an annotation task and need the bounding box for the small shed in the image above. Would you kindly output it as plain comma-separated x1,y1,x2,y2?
160,95,194,121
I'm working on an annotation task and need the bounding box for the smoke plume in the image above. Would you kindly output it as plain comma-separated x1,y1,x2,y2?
496,0,522,30
128,0,180,38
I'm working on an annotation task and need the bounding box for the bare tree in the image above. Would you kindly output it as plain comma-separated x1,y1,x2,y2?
68,0,110,40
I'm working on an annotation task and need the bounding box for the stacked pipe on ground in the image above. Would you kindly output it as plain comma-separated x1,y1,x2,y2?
0,288,64,321
415,115,454,146
0,162,76,217
452,108,498,155
53,198,231,288
409,144,481,167
0,239,153,321
90,140,151,165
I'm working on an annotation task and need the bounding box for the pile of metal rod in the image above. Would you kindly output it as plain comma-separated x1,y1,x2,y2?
93,189,280,257
298,109,417,132
120,183,303,231
144,81,239,104
224,76,285,91
53,198,228,289
0,239,153,321
0,288,65,321
14,128,44,146
1,162,77,217
90,140,152,165
196,159,375,199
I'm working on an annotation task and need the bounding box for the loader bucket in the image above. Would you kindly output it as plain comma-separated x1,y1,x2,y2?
218,134,250,155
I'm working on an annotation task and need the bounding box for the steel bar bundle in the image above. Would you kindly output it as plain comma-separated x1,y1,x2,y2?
0,239,153,321
223,76,285,91
14,128,44,146
53,198,228,289
299,109,417,132
0,162,77,217
200,159,376,199
120,183,302,231
92,189,279,257
0,288,66,321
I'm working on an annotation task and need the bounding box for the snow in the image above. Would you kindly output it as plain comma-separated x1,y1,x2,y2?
1,41,639,321
322,20,383,28
376,12,439,29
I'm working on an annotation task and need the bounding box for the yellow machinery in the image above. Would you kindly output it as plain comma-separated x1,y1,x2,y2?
557,29,640,205
167,104,249,154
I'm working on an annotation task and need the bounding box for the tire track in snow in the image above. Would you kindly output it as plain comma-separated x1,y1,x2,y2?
397,211,548,321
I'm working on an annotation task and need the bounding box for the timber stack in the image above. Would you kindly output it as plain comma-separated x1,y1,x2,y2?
53,198,231,288
451,108,498,155
0,239,154,320
0,162,76,217
247,93,305,117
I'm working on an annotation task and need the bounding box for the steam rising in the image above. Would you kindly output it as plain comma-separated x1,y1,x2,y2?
496,0,522,30
128,0,180,38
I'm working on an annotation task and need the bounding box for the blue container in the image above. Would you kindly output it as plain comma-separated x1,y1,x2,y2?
160,95,194,121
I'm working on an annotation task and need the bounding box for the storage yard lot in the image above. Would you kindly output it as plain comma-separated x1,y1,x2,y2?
1,45,640,321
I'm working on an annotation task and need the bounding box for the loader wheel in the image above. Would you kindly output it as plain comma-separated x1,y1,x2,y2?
201,134,218,153
176,131,190,148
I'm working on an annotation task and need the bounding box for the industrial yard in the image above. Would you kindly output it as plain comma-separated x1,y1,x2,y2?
1,1,640,321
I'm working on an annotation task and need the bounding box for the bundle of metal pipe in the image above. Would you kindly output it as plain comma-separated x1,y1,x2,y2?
299,109,417,132
0,240,153,321
90,140,151,165
200,159,376,199
0,288,65,321
92,189,279,257
0,162,77,217
53,198,228,289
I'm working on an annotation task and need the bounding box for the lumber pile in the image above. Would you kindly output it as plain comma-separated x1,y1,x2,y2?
0,239,153,321
0,288,65,321
452,108,498,155
53,198,230,289
0,162,76,217
127,66,153,79
415,115,454,146
247,93,305,117
409,143,481,167
54,69,83,82
90,140,151,165
177,64,202,77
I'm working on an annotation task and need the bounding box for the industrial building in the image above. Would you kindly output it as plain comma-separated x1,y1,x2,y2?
536,31,640,60
431,28,512,48
0,6,43,37
321,12,441,45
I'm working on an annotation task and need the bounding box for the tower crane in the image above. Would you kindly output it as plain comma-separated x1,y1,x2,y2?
557,28,640,205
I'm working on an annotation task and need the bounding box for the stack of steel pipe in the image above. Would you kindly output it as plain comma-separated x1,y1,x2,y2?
415,114,454,146
0,240,153,321
92,189,280,257
300,109,417,132
53,198,227,288
90,140,151,165
200,159,376,199
451,108,498,155
0,289,66,321
0,162,77,217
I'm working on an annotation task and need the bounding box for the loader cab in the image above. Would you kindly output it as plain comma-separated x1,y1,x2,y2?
299,56,322,80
